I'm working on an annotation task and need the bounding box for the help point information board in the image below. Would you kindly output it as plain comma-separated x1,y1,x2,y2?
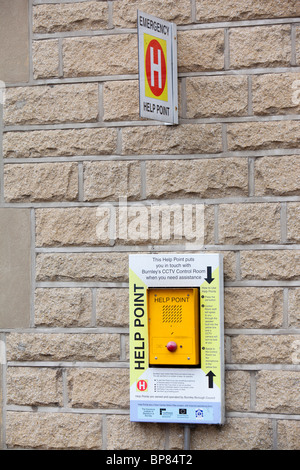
137,11,178,124
129,253,225,425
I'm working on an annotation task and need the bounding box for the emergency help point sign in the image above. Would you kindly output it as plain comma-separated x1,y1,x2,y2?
138,11,178,124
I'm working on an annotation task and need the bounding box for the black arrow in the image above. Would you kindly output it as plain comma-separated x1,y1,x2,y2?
206,371,216,388
205,266,214,284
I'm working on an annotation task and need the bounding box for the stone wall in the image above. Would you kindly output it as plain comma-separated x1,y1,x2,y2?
0,0,300,450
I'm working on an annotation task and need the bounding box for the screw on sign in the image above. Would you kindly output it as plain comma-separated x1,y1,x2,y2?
145,39,166,97
137,379,148,391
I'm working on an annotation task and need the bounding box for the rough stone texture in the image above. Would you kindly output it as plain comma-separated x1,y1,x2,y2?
196,0,300,22
4,84,98,125
255,156,300,196
6,367,63,406
6,332,120,362
288,288,300,328
96,288,129,327
224,287,283,329
35,288,92,327
3,128,117,159
218,203,281,244
186,76,248,118
219,251,236,281
277,421,300,450
112,204,213,246
103,80,139,121
83,161,141,201
33,1,109,33
106,415,165,450
6,412,102,450
35,208,110,247
229,25,291,69
168,425,185,450
256,371,300,413
230,335,299,364
122,124,222,155
63,35,138,78
297,27,300,65
146,158,248,198
240,250,300,280
33,40,59,79
4,163,78,202
68,368,129,409
178,29,224,72
227,121,300,151
113,0,192,28
36,252,129,282
252,73,300,115
191,418,273,450
225,371,250,411
287,203,300,243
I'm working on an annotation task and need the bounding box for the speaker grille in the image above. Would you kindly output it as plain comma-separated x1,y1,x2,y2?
162,305,183,323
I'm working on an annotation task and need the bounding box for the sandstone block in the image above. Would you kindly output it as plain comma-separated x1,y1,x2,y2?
277,421,300,450
4,163,78,202
106,415,165,450
218,203,281,244
288,288,300,328
225,371,250,411
122,124,222,155
229,25,291,69
191,417,272,450
6,411,102,449
63,35,138,78
83,161,141,201
186,76,248,118
231,334,299,364
196,0,300,22
36,252,129,282
96,288,129,327
4,84,98,126
146,158,248,198
35,207,110,247
255,155,300,196
224,287,283,329
252,73,300,115
287,203,300,243
35,288,92,327
113,0,191,28
178,29,224,72
227,121,300,151
256,371,300,414
6,332,120,362
33,1,109,33
240,250,300,280
68,368,129,409
7,367,63,406
3,128,117,159
103,80,139,121
296,27,300,65
33,40,59,79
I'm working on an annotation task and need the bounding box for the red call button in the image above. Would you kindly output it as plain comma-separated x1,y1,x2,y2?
166,341,177,352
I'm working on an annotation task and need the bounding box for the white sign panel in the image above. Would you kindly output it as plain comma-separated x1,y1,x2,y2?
129,253,225,425
137,11,178,124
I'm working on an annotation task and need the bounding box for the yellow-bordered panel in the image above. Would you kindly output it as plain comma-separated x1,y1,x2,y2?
148,288,200,366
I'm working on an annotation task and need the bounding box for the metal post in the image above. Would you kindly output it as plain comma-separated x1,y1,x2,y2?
183,425,191,450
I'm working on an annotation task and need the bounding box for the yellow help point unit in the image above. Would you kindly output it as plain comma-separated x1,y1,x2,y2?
148,288,199,366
